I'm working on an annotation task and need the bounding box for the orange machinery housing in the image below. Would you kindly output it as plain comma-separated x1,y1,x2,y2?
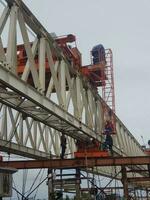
74,139,109,158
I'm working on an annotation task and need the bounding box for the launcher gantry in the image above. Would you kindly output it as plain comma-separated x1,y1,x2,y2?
0,0,149,199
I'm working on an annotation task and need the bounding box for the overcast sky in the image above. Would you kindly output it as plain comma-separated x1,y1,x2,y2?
23,0,150,145
1,0,150,198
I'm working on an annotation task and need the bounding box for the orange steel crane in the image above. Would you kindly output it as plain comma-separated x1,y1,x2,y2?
16,34,115,109
15,34,116,158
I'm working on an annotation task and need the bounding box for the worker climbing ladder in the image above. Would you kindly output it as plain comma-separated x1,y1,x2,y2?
102,49,116,135
90,45,116,136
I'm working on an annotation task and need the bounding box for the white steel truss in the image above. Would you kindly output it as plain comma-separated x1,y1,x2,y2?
0,0,146,177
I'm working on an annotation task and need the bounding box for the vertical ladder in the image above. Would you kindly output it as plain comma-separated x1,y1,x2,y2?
102,49,115,113
90,47,116,133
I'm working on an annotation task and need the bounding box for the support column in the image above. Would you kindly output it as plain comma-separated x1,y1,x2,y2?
47,169,55,200
121,166,128,200
137,190,140,200
133,188,137,200
148,164,150,177
75,168,81,199
147,164,150,200
140,189,143,199
146,188,149,200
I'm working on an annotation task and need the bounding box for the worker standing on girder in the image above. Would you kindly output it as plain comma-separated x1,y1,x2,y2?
60,133,67,159
103,134,113,155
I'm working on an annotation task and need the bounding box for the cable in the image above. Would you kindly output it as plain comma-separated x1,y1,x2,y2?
25,176,47,200
96,167,102,188
34,170,45,200
12,187,25,200
13,171,47,200
98,169,121,196
80,169,121,198
80,171,107,196
12,179,21,200
26,169,42,195
22,169,28,197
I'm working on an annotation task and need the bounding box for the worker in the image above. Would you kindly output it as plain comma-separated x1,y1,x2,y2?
104,120,114,134
103,134,113,154
60,133,67,159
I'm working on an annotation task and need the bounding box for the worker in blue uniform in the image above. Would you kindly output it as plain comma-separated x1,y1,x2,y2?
103,121,113,154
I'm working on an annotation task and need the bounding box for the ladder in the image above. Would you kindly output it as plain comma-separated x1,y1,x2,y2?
102,49,115,113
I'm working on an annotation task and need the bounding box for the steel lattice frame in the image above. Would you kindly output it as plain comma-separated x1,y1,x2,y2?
0,0,146,178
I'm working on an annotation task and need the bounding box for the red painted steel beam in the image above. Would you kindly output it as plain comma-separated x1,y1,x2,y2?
55,34,76,44
0,156,150,169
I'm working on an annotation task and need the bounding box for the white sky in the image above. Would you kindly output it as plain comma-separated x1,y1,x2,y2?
23,0,150,145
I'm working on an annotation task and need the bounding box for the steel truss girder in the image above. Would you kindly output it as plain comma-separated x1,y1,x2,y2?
0,64,97,142
0,64,144,159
